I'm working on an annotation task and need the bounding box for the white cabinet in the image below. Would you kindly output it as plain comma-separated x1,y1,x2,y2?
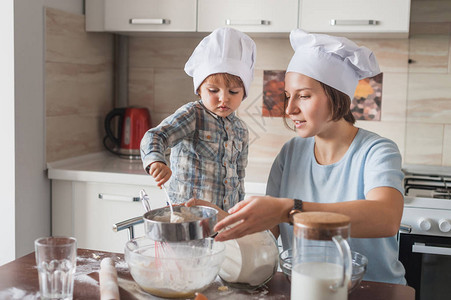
86,0,410,37
52,180,167,253
86,0,197,32
197,0,298,33
299,0,411,37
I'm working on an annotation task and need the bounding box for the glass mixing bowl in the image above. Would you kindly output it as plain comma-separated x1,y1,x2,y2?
279,248,368,294
125,237,225,298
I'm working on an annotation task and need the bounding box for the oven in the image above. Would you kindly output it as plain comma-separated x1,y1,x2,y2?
399,168,451,300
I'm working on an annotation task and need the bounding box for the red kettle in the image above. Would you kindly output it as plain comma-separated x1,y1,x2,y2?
103,107,151,159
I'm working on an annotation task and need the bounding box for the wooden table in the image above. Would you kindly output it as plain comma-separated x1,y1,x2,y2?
0,248,415,299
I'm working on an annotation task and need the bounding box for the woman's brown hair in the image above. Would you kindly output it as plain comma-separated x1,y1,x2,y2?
283,81,355,130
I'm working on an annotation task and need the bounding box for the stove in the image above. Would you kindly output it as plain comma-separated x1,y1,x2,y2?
399,165,451,300
402,170,451,237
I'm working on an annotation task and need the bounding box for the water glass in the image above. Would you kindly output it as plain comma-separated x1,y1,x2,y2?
35,237,77,300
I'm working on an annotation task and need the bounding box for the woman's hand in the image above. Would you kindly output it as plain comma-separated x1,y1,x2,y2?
213,196,293,241
185,198,229,221
148,162,172,186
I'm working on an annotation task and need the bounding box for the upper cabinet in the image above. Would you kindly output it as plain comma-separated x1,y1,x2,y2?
86,0,411,38
86,0,197,32
299,0,411,38
197,0,298,33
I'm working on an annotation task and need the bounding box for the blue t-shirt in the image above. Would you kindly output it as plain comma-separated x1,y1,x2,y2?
266,128,406,284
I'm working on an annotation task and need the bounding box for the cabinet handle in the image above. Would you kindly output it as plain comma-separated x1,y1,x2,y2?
412,243,451,256
330,19,378,26
98,193,140,202
225,19,271,26
129,18,171,25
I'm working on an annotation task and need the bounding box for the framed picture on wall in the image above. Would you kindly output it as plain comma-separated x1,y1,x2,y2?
262,70,383,121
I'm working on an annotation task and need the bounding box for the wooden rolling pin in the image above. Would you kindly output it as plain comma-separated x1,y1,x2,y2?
99,258,120,300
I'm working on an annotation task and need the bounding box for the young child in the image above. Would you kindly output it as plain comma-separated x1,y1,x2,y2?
140,27,256,211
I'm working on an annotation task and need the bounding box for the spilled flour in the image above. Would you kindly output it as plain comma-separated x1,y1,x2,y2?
0,287,40,300
114,259,129,272
75,273,99,286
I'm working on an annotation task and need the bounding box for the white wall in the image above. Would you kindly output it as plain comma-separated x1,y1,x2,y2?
10,0,83,262
0,0,15,266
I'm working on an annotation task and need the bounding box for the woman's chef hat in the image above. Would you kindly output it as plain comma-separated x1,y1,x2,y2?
184,27,256,99
287,29,380,99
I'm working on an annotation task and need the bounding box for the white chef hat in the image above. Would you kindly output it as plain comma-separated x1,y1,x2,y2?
287,29,381,99
184,27,256,99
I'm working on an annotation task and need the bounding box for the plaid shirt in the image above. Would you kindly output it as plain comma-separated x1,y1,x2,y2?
140,100,249,211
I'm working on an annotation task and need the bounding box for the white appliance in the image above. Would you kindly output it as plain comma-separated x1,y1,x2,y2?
399,166,451,300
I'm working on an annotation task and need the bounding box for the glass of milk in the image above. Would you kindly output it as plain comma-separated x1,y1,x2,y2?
291,212,352,300
35,237,77,300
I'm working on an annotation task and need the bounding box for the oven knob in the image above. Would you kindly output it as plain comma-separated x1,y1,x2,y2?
438,219,451,233
418,218,432,231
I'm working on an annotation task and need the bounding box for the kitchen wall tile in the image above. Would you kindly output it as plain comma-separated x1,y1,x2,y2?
410,0,451,23
45,8,113,65
241,114,297,164
354,39,409,73
128,67,155,110
46,115,105,162
404,123,444,165
150,112,174,128
45,8,114,163
443,125,451,166
408,32,450,74
129,36,201,69
449,30,451,74
153,68,194,114
238,69,265,117
46,62,113,117
406,73,451,124
379,73,408,122
355,121,406,161
410,22,451,35
253,38,293,70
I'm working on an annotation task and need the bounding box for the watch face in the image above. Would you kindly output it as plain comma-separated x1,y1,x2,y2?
293,199,303,211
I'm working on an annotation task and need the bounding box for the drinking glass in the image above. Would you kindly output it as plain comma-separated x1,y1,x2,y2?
35,237,77,300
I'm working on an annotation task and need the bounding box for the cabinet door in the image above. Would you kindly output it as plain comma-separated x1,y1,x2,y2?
198,0,298,33
299,0,410,35
104,0,196,32
72,182,167,253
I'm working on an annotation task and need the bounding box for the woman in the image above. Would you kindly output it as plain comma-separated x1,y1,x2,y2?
212,29,406,284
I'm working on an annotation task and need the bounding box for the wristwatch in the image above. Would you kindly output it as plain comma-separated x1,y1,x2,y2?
289,199,303,225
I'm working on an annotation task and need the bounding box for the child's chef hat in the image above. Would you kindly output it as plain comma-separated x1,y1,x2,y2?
287,29,380,99
184,27,256,99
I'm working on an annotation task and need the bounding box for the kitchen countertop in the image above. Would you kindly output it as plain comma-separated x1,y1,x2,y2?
47,151,269,195
47,152,449,196
0,248,415,300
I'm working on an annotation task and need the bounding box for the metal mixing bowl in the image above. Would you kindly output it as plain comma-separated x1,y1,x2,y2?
125,236,225,298
143,205,218,242
279,248,368,293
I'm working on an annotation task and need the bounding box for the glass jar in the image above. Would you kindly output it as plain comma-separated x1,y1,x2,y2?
292,212,352,300
218,230,279,289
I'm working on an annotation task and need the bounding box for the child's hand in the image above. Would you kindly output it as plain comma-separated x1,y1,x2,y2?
148,162,172,186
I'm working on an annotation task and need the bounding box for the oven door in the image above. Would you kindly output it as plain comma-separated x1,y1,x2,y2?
399,233,451,300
